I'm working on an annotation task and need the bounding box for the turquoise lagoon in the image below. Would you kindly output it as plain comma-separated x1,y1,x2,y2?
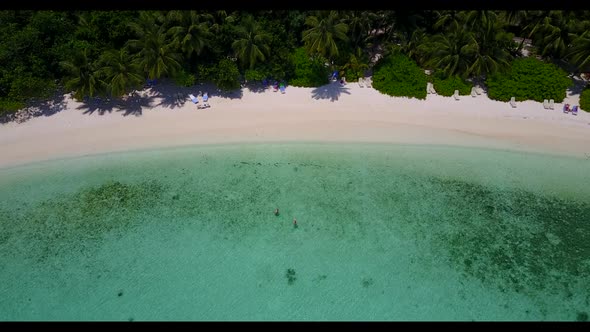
0,142,588,321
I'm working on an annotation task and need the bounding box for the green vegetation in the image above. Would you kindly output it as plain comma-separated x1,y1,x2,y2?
244,69,267,83
372,53,428,99
289,47,329,87
173,69,196,87
212,59,241,91
486,58,572,102
580,86,590,112
1,10,590,115
431,73,472,96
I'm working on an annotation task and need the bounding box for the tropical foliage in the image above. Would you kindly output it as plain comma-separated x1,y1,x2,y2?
173,69,196,87
1,10,590,115
289,47,329,88
580,86,590,112
212,58,241,91
486,58,572,102
372,53,428,100
431,73,472,97
302,11,348,60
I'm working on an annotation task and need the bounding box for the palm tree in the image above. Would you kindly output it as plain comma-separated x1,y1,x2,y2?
340,47,369,80
126,12,182,80
468,21,514,78
390,10,424,43
231,15,271,69
433,10,463,32
531,11,578,59
167,10,212,58
302,11,349,60
463,10,497,33
343,11,377,50
60,47,101,101
568,31,590,71
500,10,528,27
97,48,144,98
422,22,476,78
398,28,429,66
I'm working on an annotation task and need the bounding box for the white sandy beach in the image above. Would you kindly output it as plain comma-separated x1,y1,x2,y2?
1,81,589,169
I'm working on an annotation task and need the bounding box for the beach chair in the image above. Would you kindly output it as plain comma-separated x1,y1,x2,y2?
475,86,483,95
549,99,554,110
543,99,549,109
571,105,578,115
280,84,286,94
364,77,372,88
358,77,365,88
426,82,433,94
453,90,460,100
273,84,279,92
202,92,210,108
189,94,199,104
563,103,570,113
331,71,338,82
510,97,517,108
471,87,477,97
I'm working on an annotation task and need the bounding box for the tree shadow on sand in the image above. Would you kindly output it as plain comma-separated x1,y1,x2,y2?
116,94,156,116
243,82,269,94
148,83,192,109
311,82,351,102
567,76,588,97
195,82,244,100
0,92,68,124
76,94,156,117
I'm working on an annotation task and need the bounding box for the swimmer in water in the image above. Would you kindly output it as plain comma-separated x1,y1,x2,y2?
274,208,280,216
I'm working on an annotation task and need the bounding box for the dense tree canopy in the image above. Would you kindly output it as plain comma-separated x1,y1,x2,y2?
1,10,590,114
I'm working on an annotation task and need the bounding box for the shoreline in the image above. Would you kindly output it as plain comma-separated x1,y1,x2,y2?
1,82,589,169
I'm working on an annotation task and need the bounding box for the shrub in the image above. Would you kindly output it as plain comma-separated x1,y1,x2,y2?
244,69,267,82
372,52,428,99
196,63,216,82
486,58,572,103
580,86,590,112
213,59,241,91
8,73,56,102
289,47,329,87
432,73,472,96
173,69,196,87
0,99,25,116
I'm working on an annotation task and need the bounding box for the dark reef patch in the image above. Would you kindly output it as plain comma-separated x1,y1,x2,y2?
286,268,297,285
423,177,590,296
0,180,166,264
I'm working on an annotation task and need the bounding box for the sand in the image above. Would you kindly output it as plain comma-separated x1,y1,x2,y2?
1,81,589,169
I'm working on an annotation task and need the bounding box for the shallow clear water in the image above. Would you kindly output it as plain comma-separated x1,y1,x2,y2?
0,143,589,321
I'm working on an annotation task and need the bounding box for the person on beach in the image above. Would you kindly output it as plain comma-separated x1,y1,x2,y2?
274,208,280,216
